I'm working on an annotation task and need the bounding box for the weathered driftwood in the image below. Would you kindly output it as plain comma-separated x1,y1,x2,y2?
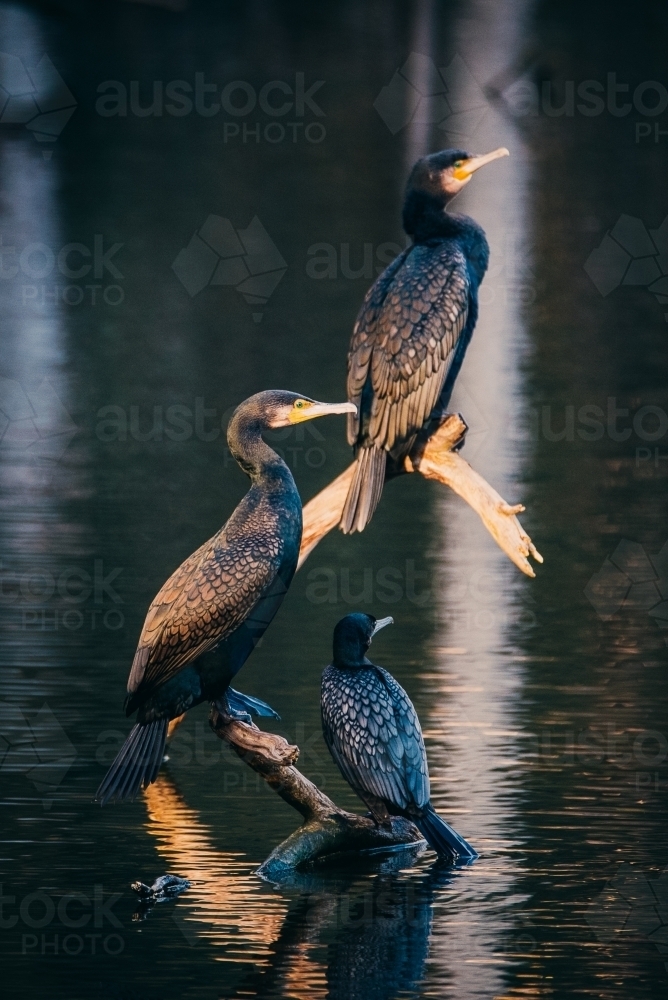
298,412,543,577
159,412,539,871
209,707,423,878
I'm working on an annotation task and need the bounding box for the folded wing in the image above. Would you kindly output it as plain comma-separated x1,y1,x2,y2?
322,665,429,811
347,242,470,454
127,529,281,709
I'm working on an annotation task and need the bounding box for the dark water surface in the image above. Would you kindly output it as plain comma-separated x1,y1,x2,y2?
1,1,667,998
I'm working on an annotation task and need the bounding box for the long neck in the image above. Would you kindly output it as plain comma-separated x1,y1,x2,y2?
403,190,451,241
333,642,371,669
227,412,293,488
403,190,489,283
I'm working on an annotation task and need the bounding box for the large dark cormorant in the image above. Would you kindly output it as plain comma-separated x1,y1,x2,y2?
96,390,355,805
340,146,509,533
321,613,477,860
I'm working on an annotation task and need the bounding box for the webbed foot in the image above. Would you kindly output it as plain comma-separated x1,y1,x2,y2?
214,695,252,724
215,687,280,723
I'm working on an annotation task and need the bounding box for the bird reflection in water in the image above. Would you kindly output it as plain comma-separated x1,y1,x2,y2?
141,776,457,999
257,863,455,1000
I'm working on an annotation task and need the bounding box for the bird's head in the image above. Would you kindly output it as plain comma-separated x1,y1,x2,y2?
230,390,356,434
406,146,509,203
332,612,394,667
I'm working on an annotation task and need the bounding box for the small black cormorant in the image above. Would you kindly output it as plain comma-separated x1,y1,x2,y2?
96,390,355,805
321,613,477,860
341,146,509,533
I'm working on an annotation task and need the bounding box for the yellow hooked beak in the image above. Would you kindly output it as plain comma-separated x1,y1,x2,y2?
288,400,357,424
453,147,509,181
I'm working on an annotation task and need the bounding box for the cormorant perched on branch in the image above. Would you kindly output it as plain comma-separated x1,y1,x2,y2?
96,390,355,805
321,613,477,861
340,146,509,533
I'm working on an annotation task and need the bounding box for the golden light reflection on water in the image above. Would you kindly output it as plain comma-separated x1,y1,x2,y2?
142,776,330,995
281,945,329,1000
140,776,453,999
142,776,286,960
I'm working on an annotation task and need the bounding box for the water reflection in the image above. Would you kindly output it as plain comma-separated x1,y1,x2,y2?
142,777,288,961
0,6,67,384
2,0,668,998
251,865,452,1000
408,0,535,995
142,774,458,1000
0,6,84,713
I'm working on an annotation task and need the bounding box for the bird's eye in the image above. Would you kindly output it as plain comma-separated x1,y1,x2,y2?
294,399,307,409
453,160,463,168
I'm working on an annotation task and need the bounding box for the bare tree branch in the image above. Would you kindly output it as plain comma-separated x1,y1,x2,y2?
298,413,542,577
209,708,423,877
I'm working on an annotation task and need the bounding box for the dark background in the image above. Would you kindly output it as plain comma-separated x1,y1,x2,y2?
1,1,667,998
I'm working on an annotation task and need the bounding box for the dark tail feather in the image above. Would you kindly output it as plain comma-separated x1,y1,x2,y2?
415,804,478,861
227,687,280,719
96,719,168,806
339,446,386,534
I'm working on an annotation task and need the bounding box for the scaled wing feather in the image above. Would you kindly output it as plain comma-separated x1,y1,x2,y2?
322,664,430,811
347,243,470,452
128,529,281,699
